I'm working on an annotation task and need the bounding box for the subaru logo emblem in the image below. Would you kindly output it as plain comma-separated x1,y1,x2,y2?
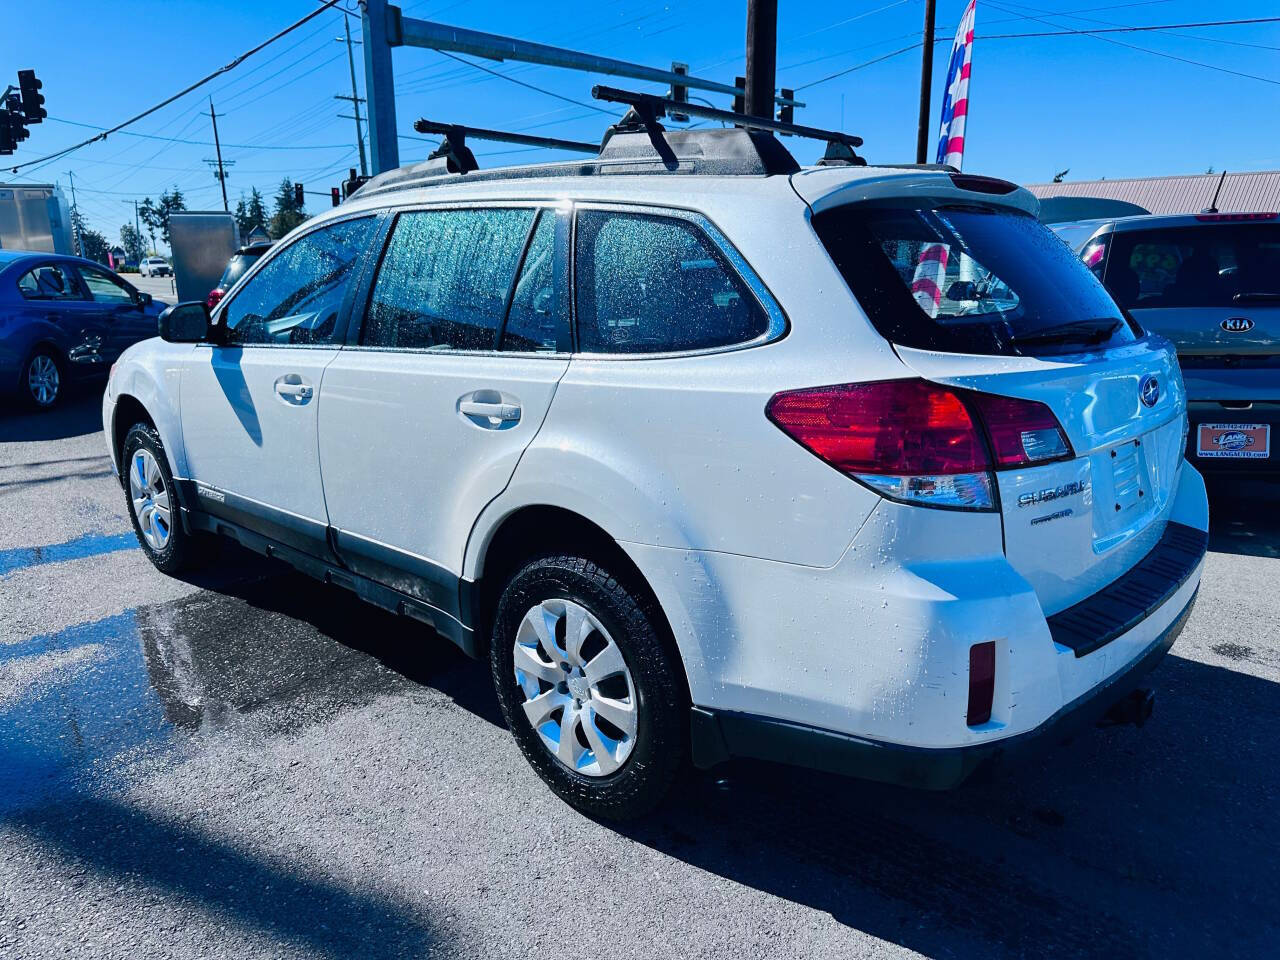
1139,375,1160,408
1221,317,1254,333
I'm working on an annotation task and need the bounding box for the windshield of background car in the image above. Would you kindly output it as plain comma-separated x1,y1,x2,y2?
1103,222,1280,309
218,252,262,289
813,202,1135,356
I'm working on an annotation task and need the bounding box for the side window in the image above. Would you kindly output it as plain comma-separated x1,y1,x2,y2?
501,210,568,353
17,263,82,301
574,211,769,354
221,216,375,346
364,207,534,351
79,265,136,304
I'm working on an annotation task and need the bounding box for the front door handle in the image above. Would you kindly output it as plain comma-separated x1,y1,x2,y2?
274,375,314,403
459,399,521,422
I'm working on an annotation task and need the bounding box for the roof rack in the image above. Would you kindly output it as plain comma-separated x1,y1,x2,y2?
591,85,864,166
353,91,866,198
413,119,598,174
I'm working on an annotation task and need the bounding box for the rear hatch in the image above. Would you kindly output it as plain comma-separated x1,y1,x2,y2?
808,183,1186,615
898,343,1185,614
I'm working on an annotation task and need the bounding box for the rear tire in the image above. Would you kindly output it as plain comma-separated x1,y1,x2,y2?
490,554,687,821
122,422,210,575
21,348,63,411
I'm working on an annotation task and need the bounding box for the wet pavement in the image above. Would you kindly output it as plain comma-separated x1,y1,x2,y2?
2,388,1279,959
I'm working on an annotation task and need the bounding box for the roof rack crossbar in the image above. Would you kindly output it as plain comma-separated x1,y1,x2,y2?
413,119,599,157
590,85,863,150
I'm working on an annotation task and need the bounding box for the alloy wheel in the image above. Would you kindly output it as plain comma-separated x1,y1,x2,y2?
128,448,172,552
512,598,638,777
27,354,60,407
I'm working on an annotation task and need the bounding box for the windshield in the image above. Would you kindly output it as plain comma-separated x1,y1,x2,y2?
1104,222,1280,309
218,251,262,289
813,202,1136,356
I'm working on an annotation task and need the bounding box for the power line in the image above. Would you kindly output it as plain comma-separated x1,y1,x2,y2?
7,0,344,172
42,116,349,151
984,15,1280,39
431,50,622,116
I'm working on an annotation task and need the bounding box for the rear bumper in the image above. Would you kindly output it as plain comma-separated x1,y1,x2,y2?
691,587,1198,789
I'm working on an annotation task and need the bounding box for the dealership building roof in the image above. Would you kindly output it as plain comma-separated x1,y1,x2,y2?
1026,170,1280,216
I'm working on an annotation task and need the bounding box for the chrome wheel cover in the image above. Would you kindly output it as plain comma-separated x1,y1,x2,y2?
27,354,59,406
513,598,638,777
129,448,172,552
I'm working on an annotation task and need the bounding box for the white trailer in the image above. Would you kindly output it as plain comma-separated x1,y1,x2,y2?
0,183,74,254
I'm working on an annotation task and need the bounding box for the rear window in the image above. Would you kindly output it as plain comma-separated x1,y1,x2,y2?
1104,223,1280,309
813,203,1135,356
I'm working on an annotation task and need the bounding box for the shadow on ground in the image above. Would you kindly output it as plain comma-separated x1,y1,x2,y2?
1206,477,1280,558
6,795,446,959
0,386,105,444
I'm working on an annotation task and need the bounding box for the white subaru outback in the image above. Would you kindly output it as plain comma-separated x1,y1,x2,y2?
103,123,1208,819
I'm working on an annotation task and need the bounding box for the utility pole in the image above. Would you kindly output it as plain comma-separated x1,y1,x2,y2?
63,170,81,256
743,0,778,119
915,0,937,164
208,97,230,212
122,198,141,259
337,16,369,178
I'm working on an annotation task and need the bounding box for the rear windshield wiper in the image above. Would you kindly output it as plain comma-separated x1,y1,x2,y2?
1232,291,1280,303
1011,318,1121,347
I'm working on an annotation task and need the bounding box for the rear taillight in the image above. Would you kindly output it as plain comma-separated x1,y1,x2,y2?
766,379,1073,511
206,287,224,309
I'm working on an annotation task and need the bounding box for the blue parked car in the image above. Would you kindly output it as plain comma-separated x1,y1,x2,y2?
0,251,165,410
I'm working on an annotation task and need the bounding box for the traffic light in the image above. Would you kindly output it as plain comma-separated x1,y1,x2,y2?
17,69,45,124
732,75,745,115
669,62,689,123
0,111,14,155
294,182,305,207
330,187,341,207
778,88,794,127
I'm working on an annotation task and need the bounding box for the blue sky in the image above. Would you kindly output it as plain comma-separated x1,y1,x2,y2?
3,0,1277,247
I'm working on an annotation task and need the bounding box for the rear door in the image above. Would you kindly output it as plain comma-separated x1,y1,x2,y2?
318,204,570,612
15,261,105,371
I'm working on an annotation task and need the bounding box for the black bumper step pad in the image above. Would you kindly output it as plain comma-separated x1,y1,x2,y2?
1047,520,1208,658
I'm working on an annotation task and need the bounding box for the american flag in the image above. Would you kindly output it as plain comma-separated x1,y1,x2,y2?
935,0,976,168
911,0,977,316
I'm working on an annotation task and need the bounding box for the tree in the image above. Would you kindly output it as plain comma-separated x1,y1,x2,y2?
120,223,146,264
139,187,188,248
269,177,307,239
71,208,110,263
234,186,269,239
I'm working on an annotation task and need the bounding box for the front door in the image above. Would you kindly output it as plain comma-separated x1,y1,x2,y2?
178,214,379,552
74,263,156,363
319,205,570,614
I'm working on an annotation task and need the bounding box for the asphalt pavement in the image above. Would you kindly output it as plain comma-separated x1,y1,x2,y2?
1,385,1278,959
129,272,179,306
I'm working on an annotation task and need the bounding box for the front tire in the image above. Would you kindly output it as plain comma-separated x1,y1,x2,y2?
122,422,208,575
490,554,687,821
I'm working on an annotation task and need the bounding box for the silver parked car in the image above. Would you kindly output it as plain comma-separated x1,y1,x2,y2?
139,257,172,278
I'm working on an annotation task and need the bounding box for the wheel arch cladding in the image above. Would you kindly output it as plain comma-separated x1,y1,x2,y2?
469,504,693,708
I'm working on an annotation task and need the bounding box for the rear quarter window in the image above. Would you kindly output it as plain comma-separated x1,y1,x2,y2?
573,210,771,354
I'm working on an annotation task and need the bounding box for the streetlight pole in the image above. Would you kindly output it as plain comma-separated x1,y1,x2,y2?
915,0,938,164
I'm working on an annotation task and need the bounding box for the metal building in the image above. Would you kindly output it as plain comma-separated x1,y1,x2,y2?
1027,170,1280,218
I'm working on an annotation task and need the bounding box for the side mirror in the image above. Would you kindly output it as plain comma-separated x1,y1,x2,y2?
945,280,979,302
158,302,211,343
138,291,154,308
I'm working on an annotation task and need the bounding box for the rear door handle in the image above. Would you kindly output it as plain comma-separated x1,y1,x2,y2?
459,399,521,422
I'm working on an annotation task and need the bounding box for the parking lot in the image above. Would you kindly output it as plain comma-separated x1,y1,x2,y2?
2,386,1277,960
